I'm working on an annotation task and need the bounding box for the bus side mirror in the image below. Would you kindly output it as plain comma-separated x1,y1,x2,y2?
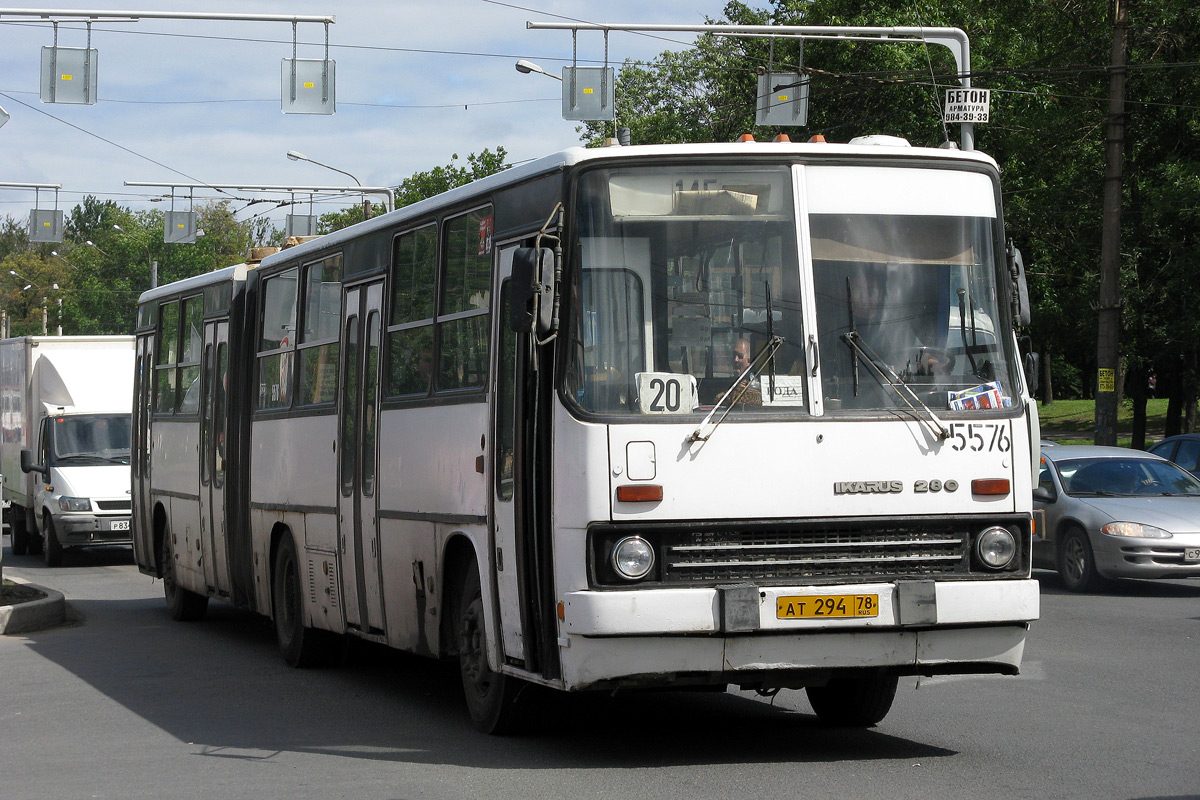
1008,243,1031,327
508,247,555,336
1024,351,1040,395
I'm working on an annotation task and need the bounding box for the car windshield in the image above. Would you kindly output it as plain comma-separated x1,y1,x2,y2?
49,414,131,466
1056,456,1200,497
563,162,1019,420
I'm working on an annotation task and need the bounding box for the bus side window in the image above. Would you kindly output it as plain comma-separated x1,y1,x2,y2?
155,300,180,414
298,255,342,405
387,225,436,397
257,268,298,410
438,207,492,392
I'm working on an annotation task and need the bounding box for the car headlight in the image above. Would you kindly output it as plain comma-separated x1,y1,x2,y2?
58,496,91,512
1101,521,1172,539
611,536,655,581
976,526,1017,569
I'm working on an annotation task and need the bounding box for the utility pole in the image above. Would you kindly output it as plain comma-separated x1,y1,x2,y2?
1095,0,1128,446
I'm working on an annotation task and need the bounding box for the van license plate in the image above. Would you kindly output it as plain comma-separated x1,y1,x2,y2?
109,520,130,531
776,594,878,619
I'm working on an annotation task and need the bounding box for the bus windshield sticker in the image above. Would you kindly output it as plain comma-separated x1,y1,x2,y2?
760,375,805,406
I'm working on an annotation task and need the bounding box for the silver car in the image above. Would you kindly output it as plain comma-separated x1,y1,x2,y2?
1033,445,1200,591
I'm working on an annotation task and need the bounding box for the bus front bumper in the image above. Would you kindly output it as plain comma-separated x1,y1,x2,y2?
555,578,1038,690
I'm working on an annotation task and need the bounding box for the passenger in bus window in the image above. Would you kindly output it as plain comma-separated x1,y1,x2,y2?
731,337,762,407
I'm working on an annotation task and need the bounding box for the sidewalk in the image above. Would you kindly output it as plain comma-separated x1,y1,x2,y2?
0,575,66,634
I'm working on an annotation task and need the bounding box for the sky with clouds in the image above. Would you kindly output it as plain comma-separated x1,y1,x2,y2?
0,1,724,231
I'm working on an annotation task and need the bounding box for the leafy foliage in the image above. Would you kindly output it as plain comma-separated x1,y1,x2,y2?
580,0,1200,428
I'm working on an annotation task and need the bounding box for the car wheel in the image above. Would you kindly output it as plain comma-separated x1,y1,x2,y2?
161,525,208,621
806,672,899,727
42,513,63,567
456,559,531,734
1057,526,1106,592
10,507,29,556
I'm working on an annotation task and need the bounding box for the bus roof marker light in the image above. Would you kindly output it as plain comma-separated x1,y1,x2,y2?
739,133,756,142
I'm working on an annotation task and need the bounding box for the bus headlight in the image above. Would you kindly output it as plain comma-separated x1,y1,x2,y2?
976,526,1017,569
611,536,655,581
58,496,91,512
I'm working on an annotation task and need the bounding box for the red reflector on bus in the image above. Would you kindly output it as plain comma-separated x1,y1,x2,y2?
972,479,1010,496
617,484,663,503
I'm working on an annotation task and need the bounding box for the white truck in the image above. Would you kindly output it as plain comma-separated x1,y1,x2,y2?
1,336,135,566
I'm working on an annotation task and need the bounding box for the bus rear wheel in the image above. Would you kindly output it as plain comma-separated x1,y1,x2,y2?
161,525,208,621
805,671,899,727
456,560,528,734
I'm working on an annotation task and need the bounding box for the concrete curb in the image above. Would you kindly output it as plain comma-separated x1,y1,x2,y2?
0,575,66,635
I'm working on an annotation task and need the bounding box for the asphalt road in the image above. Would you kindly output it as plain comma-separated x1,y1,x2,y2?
2,537,1198,800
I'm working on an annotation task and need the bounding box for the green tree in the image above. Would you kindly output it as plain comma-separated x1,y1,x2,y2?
582,0,1200,432
315,148,510,235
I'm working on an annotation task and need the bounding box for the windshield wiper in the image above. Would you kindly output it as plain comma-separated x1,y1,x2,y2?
688,335,784,444
841,330,949,441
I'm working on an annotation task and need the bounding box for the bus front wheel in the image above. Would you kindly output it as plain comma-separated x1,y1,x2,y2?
805,671,899,727
456,560,528,734
161,525,208,621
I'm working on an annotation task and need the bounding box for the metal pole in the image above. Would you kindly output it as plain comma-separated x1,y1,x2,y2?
526,21,975,149
1095,0,1128,446
0,9,335,23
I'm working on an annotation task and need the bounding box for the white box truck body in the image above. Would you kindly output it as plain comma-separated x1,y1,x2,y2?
1,336,135,566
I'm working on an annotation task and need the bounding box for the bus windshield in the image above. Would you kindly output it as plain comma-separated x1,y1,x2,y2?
564,161,1018,418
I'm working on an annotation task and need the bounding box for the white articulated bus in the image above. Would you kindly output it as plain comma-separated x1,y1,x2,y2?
132,137,1040,733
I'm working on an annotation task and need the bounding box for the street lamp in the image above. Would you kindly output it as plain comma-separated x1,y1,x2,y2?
515,59,562,81
113,223,157,289
286,150,372,220
9,269,58,335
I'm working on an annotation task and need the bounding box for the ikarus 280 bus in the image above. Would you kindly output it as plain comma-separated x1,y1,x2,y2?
132,135,1040,733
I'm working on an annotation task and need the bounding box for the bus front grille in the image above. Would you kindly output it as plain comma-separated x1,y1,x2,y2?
662,527,968,584
588,516,1033,588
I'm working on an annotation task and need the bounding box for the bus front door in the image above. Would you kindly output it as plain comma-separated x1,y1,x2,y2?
492,245,559,679
337,280,386,635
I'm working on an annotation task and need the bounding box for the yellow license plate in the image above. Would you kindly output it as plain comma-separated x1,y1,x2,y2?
776,594,879,619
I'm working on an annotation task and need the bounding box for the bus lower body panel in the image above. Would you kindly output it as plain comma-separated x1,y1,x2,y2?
555,578,1038,691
